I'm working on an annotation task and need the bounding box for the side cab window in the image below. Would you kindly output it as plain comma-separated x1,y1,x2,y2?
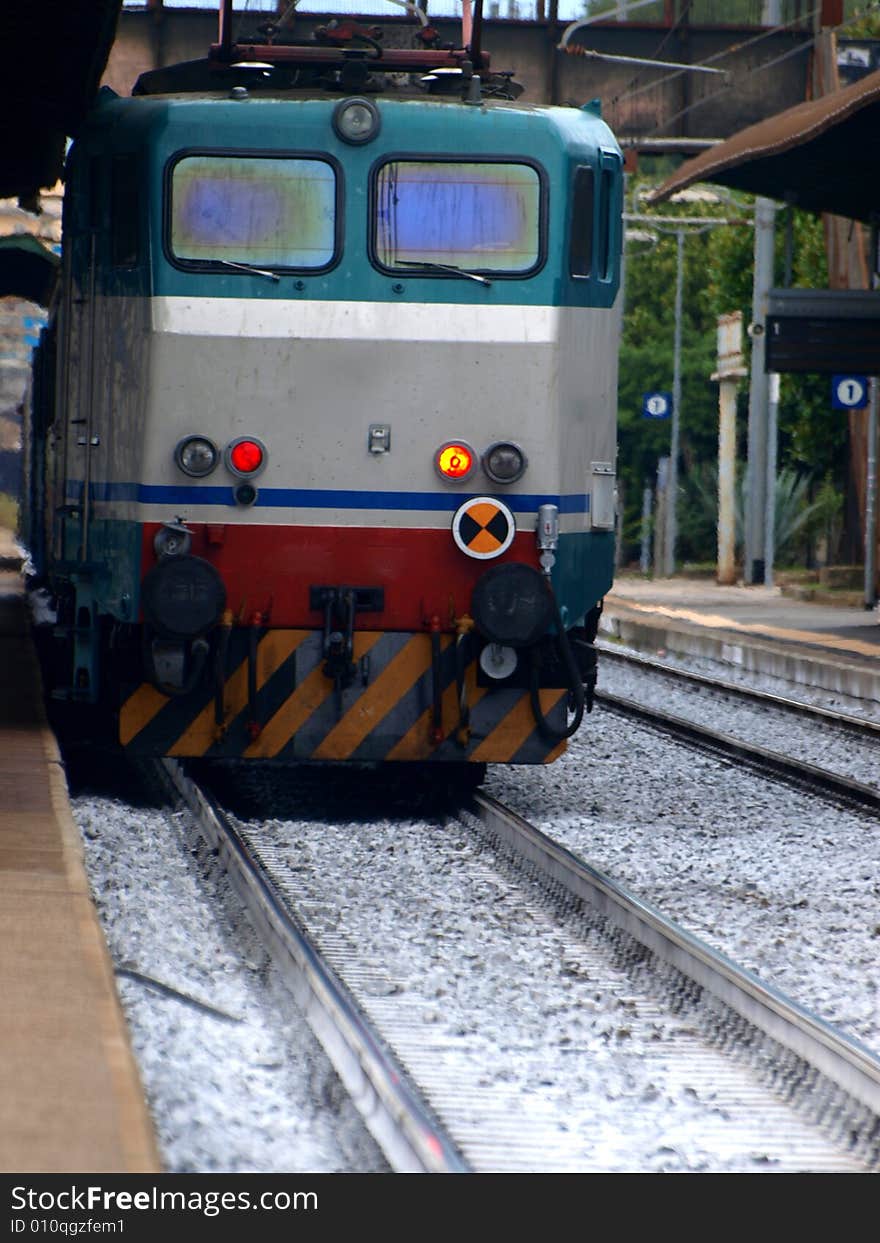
569,165,594,278
111,153,140,268
69,153,141,276
69,154,104,236
569,151,622,285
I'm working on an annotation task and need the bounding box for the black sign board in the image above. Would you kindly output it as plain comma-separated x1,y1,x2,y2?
765,289,880,375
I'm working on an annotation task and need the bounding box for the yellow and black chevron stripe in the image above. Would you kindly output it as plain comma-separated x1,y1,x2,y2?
119,629,568,764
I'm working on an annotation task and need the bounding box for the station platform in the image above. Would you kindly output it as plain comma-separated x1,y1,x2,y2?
0,531,159,1172
601,574,880,703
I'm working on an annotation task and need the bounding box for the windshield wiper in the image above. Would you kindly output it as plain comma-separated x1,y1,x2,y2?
216,259,280,283
392,260,492,287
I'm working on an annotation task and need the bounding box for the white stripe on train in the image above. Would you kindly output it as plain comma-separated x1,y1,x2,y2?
151,297,577,343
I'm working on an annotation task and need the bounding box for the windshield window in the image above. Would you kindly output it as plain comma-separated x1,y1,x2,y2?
169,154,337,270
374,160,542,274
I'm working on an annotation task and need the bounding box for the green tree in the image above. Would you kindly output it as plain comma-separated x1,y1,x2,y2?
842,2,880,37
619,176,849,569
619,188,730,563
683,463,836,566
703,202,843,489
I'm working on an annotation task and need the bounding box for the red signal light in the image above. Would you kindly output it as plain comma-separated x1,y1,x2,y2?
228,438,264,475
435,442,475,481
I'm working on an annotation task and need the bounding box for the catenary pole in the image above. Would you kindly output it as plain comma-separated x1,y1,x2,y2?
866,226,880,609
640,482,652,574
664,228,684,576
866,376,879,609
745,0,781,585
744,196,776,583
764,372,780,588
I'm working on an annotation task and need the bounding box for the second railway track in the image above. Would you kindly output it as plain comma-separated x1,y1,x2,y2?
595,642,880,811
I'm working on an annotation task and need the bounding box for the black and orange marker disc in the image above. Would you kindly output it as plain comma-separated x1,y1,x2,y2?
451,496,516,560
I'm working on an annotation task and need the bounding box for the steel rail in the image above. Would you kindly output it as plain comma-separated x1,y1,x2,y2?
473,791,880,1122
159,758,469,1174
597,641,880,741
596,689,880,812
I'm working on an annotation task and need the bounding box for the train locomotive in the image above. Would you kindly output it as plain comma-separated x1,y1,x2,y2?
22,2,623,778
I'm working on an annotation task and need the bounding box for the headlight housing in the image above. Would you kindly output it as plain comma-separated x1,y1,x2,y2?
141,555,226,639
482,441,527,484
471,563,552,647
175,435,219,478
333,98,381,145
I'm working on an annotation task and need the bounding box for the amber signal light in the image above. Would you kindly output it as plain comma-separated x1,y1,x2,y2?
435,441,476,481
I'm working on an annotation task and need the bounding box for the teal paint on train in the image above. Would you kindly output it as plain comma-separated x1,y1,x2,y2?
552,530,616,625
58,515,144,623
71,91,622,310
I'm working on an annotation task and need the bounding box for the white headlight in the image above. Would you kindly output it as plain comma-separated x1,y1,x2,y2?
175,435,218,478
479,643,518,680
483,441,527,484
333,98,381,145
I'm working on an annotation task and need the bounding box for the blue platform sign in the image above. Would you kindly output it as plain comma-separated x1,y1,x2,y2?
643,392,672,420
832,374,868,409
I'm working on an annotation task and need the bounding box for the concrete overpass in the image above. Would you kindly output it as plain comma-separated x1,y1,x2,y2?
2,2,836,209
106,5,817,146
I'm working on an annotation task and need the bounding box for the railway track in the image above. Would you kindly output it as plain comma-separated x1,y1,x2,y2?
159,758,880,1172
157,758,464,1174
595,645,880,813
597,642,880,739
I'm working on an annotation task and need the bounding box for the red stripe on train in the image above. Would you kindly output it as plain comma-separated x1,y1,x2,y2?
140,522,539,629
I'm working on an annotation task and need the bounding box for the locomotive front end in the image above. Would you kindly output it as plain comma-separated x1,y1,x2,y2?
38,70,622,772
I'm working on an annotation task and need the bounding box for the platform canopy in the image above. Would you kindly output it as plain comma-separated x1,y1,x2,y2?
650,66,880,223
0,0,122,203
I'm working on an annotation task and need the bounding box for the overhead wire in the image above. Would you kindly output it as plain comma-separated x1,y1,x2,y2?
640,0,880,136
575,0,723,110
610,0,880,131
610,4,822,111
644,35,817,135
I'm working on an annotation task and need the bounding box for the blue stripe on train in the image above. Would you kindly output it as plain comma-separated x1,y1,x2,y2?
66,482,590,514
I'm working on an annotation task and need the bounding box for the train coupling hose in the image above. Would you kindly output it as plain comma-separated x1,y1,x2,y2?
429,614,443,744
214,609,233,732
528,579,586,743
454,613,475,748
